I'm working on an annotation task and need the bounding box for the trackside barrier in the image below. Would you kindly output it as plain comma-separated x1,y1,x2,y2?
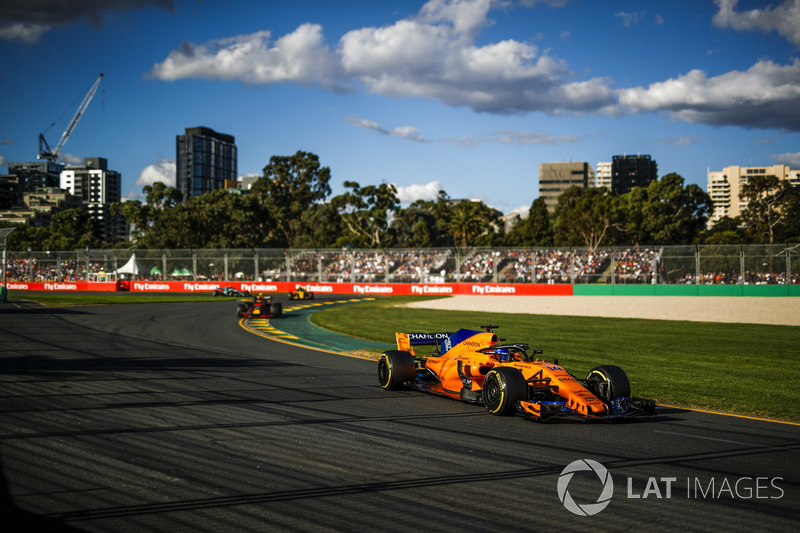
5,280,799,296
4,281,573,296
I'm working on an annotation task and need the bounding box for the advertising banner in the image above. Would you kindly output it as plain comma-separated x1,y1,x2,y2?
6,280,573,296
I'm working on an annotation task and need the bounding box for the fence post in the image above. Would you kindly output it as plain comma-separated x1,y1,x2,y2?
786,246,791,285
695,246,700,283
740,246,745,285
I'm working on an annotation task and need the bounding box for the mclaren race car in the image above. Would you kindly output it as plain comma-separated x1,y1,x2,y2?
236,294,283,319
288,286,314,300
377,326,655,422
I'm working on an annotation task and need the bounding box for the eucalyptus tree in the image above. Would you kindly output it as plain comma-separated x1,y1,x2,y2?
330,181,399,248
251,151,332,247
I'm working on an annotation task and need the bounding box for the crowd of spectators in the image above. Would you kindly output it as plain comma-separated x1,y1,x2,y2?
3,248,799,285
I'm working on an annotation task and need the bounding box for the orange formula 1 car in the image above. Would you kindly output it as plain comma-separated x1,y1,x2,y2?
377,326,655,422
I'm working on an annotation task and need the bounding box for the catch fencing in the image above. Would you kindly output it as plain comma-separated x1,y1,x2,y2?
4,244,799,286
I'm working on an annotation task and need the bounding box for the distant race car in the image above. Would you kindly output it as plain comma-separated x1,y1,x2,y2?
377,326,655,422
236,294,283,319
213,286,251,297
288,286,314,300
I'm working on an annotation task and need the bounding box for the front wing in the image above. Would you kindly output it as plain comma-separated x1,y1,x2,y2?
516,396,656,422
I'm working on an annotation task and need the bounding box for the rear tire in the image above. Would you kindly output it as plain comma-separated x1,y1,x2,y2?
377,350,415,390
271,302,283,317
587,365,631,402
483,367,527,415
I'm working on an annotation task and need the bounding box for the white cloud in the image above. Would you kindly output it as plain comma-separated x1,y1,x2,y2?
618,59,800,131
148,25,344,89
615,11,644,28
58,153,83,165
135,158,176,188
659,136,697,147
0,156,5,166
770,151,800,167
394,181,444,203
346,116,428,142
493,129,580,145
148,0,616,115
713,0,800,45
0,23,49,44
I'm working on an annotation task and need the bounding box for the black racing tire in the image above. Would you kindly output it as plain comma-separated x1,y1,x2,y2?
271,302,283,317
236,303,247,318
307,292,314,300
483,366,528,416
377,350,415,390
587,365,631,402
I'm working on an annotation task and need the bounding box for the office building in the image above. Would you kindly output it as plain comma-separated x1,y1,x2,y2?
60,157,123,242
538,162,595,212
7,161,64,193
707,165,800,227
595,161,612,189
611,154,658,195
176,126,237,202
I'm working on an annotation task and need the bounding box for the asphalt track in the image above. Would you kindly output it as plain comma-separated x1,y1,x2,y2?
0,295,798,532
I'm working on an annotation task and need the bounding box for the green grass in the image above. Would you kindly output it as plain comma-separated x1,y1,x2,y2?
312,296,800,422
8,291,229,307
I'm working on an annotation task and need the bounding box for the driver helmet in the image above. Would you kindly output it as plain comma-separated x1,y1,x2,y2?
495,348,511,363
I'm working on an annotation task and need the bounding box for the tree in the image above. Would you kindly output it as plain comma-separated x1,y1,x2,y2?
47,208,96,249
331,181,399,248
623,173,711,245
448,200,499,247
505,197,554,246
554,187,622,249
390,191,455,247
251,151,332,247
293,202,346,248
700,216,744,244
739,175,795,244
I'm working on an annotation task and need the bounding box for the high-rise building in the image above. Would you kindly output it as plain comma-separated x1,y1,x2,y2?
595,161,612,189
176,126,237,202
707,165,800,227
60,157,123,242
611,154,658,195
7,160,64,193
538,162,595,212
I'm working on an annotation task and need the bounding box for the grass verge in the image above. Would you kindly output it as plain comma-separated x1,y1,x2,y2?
7,291,228,306
312,296,800,422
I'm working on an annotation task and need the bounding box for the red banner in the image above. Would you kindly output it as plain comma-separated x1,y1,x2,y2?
5,280,573,296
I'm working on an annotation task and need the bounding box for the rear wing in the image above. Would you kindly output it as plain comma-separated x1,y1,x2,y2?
395,332,452,356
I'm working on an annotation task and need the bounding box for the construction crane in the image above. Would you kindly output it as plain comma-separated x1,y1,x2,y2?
38,72,104,162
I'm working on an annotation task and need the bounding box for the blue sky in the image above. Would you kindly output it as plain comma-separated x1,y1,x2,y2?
1,0,799,216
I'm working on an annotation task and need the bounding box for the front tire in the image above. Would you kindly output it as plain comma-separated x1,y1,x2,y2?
587,365,631,402
483,367,527,415
236,304,247,318
377,350,415,390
